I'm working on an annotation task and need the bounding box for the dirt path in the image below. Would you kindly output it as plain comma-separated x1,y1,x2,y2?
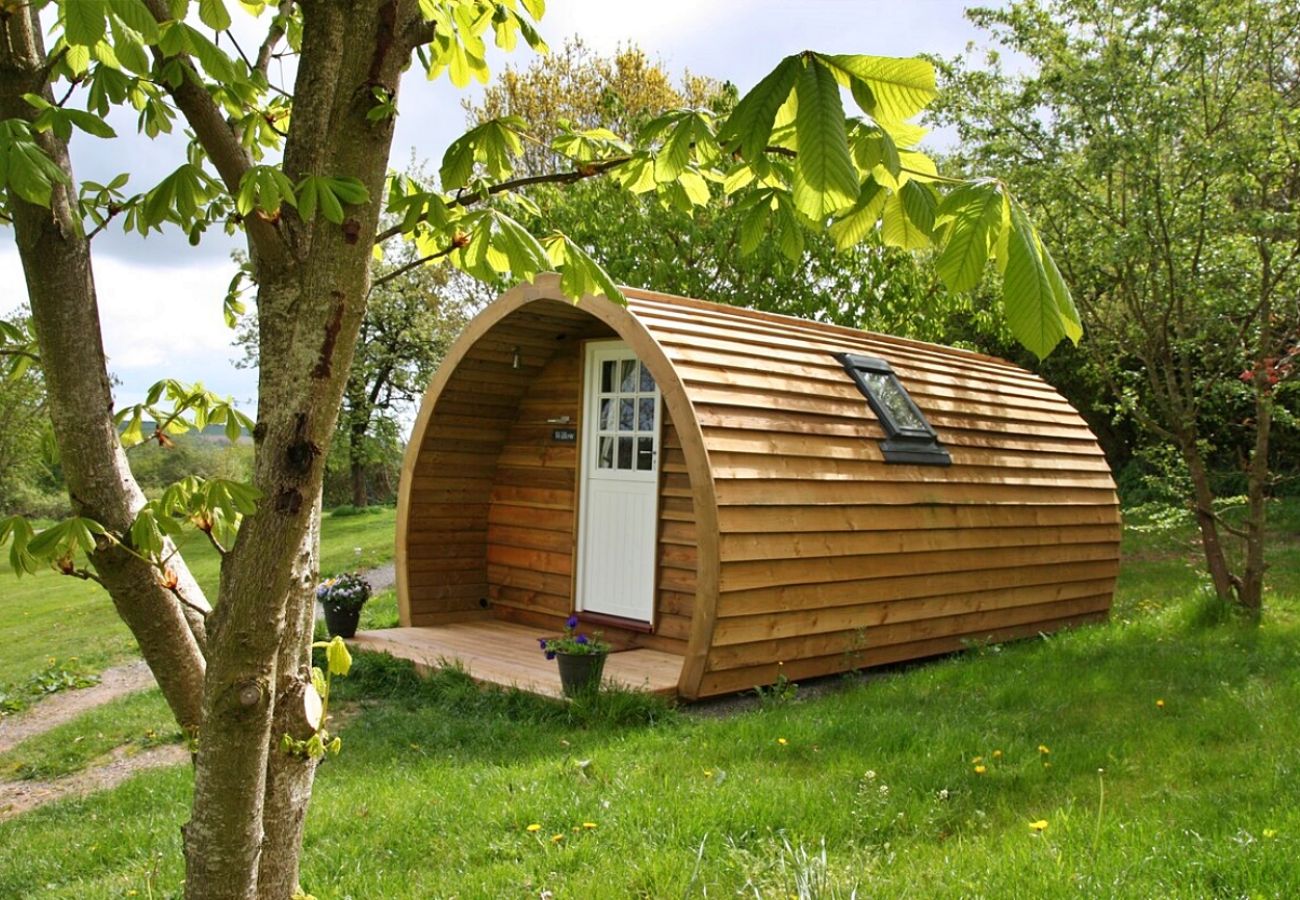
0,743,189,822
0,660,156,754
0,560,393,820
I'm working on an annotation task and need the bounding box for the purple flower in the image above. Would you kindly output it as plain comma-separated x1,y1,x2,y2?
545,651,556,660
537,638,548,649
576,634,589,645
566,615,580,630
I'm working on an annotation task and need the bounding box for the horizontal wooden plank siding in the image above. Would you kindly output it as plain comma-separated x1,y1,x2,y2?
485,343,581,627
620,288,1121,698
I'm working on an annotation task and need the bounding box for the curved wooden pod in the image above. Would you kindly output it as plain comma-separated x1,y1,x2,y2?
398,275,1121,699
396,276,722,696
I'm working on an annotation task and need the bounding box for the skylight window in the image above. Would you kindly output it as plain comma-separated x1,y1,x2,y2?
835,352,951,466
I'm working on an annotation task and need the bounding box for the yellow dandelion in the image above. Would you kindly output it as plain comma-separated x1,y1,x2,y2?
971,755,984,764
973,764,988,775
1263,829,1278,839
1038,744,1050,755
778,737,788,745
551,834,564,843
1029,819,1048,832
1156,698,1165,708
526,823,541,832
1043,762,1052,769
992,749,1003,759
703,769,714,777
583,822,598,829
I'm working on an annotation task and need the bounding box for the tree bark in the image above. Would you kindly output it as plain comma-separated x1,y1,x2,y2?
181,2,411,896
0,4,208,732
349,417,370,508
257,502,323,899
1240,376,1273,615
1181,439,1238,606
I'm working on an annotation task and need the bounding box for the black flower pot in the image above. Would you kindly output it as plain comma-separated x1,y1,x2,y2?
554,651,607,698
323,603,362,639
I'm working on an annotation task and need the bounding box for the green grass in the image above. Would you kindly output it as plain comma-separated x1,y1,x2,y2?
0,506,397,690
0,690,180,781
2,502,1299,897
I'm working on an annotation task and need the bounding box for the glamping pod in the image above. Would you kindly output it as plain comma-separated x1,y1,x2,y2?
378,275,1121,700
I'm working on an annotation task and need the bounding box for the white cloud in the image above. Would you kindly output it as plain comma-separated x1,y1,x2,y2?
1,248,256,409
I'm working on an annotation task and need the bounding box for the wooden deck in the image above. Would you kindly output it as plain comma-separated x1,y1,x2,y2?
348,620,684,699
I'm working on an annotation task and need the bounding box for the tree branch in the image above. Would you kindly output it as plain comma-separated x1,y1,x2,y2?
140,0,286,265
376,157,630,243
369,244,456,291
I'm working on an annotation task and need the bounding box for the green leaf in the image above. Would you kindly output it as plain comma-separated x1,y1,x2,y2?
1003,202,1069,358
677,170,711,206
653,115,696,183
130,508,166,558
543,234,623,303
180,24,237,82
881,189,929,250
822,54,937,122
121,408,145,447
718,55,801,160
827,178,887,250
934,182,1005,293
1,516,38,576
791,58,859,220
326,636,352,677
0,121,73,207
198,0,232,31
898,179,936,237
64,0,108,47
492,211,552,276
108,0,160,41
63,109,116,139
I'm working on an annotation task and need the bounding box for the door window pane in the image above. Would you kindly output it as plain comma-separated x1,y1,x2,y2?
636,437,654,471
639,365,656,392
598,436,614,469
620,359,638,392
638,397,655,432
619,398,634,431
600,398,614,430
617,436,633,469
601,360,615,393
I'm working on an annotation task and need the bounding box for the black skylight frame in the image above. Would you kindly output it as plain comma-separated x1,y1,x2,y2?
835,352,951,466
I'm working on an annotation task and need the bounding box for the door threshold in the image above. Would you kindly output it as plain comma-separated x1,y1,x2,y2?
577,611,654,634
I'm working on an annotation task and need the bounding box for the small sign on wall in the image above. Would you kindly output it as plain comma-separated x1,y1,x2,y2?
552,428,578,443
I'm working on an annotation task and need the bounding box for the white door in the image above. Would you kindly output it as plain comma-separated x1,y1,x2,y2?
576,340,661,622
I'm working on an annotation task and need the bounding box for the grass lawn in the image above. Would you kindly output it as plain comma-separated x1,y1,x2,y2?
0,506,397,690
2,502,1299,897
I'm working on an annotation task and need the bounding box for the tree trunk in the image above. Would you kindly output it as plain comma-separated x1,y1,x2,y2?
182,3,410,896
1240,379,1273,615
1181,439,1239,606
257,502,323,898
0,5,208,732
349,418,370,508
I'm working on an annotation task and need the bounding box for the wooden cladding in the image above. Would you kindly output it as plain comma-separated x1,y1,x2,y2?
620,287,1121,697
399,277,1121,701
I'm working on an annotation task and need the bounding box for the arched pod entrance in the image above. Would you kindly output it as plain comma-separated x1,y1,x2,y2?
391,276,720,699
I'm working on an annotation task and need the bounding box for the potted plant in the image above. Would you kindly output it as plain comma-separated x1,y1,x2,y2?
316,572,371,639
539,616,611,697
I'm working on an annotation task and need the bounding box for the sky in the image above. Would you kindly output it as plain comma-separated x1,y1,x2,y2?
0,0,1003,414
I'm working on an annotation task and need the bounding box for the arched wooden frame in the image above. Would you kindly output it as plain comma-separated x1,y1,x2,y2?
396,274,720,699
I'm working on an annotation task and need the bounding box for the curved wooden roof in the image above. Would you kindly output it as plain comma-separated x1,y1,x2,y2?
398,275,1121,698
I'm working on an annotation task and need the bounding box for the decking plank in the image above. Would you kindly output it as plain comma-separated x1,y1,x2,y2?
348,622,682,698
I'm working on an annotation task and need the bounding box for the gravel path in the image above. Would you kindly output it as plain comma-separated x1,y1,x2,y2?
0,743,189,822
363,562,396,593
0,560,395,820
0,661,156,754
